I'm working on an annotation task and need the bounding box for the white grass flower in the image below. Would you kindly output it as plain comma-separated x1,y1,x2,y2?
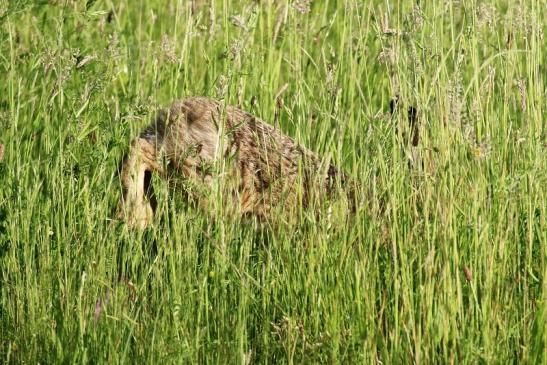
516,78,527,112
229,14,247,30
107,33,121,59
408,4,424,31
377,47,396,65
76,54,97,69
476,4,497,28
293,0,311,14
228,39,244,59
160,34,177,63
216,74,229,99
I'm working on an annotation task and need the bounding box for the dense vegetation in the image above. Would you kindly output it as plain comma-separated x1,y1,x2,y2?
0,0,545,363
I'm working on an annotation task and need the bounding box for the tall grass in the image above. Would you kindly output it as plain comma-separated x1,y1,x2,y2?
0,0,545,363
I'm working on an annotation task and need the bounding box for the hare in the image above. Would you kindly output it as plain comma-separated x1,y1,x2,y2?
117,96,350,228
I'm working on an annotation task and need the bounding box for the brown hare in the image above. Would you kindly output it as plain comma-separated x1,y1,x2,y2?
117,96,350,228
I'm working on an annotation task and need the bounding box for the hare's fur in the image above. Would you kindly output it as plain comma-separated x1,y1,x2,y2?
117,96,347,228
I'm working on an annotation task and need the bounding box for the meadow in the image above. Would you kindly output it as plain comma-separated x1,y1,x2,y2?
0,0,545,363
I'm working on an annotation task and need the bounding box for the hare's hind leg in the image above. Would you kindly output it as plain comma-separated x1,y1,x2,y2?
117,138,162,229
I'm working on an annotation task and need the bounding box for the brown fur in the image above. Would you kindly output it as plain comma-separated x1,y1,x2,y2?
117,96,349,228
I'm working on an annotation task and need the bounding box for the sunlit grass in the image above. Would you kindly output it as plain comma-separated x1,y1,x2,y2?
0,0,545,363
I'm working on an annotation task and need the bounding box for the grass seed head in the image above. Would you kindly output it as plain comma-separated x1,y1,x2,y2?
293,0,311,14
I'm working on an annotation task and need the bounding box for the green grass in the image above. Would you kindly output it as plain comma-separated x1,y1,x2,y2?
0,0,545,363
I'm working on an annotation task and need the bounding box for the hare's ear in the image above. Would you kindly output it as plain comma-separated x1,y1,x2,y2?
143,169,157,213
408,106,419,146
390,95,419,147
